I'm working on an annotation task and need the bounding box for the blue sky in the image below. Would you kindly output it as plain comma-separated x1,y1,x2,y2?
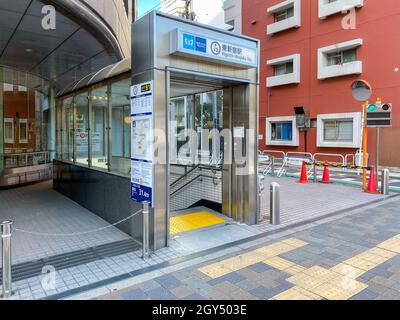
138,0,161,17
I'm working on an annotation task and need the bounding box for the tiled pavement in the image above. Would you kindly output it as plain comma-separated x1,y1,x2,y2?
0,178,393,300
94,197,400,300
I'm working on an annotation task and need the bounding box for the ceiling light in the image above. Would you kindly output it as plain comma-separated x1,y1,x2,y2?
25,48,33,53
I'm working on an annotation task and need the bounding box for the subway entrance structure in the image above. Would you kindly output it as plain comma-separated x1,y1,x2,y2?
55,11,260,251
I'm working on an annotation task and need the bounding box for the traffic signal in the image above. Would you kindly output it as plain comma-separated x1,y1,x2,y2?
366,98,392,127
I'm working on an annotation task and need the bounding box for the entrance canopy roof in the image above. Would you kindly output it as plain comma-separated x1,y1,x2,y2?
0,0,124,90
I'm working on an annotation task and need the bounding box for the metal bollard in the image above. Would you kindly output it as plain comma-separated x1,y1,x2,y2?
1,221,13,298
313,162,318,183
270,182,280,225
142,202,150,260
381,169,390,196
271,156,275,176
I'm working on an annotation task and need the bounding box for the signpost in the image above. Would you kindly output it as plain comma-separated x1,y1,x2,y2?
366,98,393,178
351,80,372,191
351,80,393,190
130,81,154,207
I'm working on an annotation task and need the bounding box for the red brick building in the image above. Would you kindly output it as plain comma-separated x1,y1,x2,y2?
242,0,400,166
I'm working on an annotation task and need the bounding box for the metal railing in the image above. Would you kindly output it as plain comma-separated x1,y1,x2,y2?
2,151,52,169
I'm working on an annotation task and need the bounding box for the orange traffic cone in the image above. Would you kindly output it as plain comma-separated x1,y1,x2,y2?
297,161,309,184
367,166,378,193
320,161,331,184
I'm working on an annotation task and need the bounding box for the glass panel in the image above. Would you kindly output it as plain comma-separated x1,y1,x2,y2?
171,96,194,164
337,120,353,140
111,79,131,175
323,120,337,140
62,97,74,161
327,52,342,66
74,92,89,165
271,122,292,141
91,86,108,170
343,49,356,64
19,119,28,143
56,102,63,158
323,119,353,141
195,90,223,165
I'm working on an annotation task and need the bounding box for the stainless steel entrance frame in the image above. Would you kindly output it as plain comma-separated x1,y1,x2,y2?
132,11,260,250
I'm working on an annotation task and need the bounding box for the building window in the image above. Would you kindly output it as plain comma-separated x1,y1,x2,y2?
267,54,300,87
266,116,299,146
318,39,363,80
267,0,301,35
18,119,28,144
319,0,364,19
271,122,293,141
4,118,14,144
274,62,294,76
317,112,361,148
326,48,356,66
323,119,353,141
275,7,294,22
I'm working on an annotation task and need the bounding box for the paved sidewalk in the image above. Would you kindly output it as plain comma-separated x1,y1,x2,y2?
94,197,400,300
0,178,391,300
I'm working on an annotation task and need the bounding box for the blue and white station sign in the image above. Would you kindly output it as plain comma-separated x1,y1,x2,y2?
170,28,258,68
130,81,154,207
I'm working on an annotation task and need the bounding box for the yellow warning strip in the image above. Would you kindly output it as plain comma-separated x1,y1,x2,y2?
271,235,400,300
198,238,308,279
170,211,226,235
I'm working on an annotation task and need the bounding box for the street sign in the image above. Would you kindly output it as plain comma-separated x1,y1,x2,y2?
130,81,154,207
366,100,392,127
351,80,372,102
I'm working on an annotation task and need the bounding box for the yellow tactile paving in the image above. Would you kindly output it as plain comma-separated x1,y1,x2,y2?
271,234,400,300
311,281,368,300
198,238,308,279
262,256,297,271
284,265,307,276
169,211,226,235
377,237,400,253
271,287,323,300
198,233,400,300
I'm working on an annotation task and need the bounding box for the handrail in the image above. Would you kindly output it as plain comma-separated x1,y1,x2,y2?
170,163,222,188
170,164,201,188
170,173,221,198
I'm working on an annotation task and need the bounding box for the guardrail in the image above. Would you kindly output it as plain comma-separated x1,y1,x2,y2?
258,150,367,177
314,153,345,167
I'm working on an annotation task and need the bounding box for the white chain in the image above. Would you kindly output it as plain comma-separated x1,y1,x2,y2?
14,209,143,237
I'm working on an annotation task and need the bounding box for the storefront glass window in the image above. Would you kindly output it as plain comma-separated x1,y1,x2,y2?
74,92,89,165
91,86,108,170
62,97,74,161
111,79,131,175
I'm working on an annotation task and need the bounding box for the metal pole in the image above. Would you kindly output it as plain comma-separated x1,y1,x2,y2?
270,182,280,225
1,221,13,298
142,202,150,260
313,162,317,183
376,128,380,181
271,156,275,176
381,169,390,196
362,101,368,191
